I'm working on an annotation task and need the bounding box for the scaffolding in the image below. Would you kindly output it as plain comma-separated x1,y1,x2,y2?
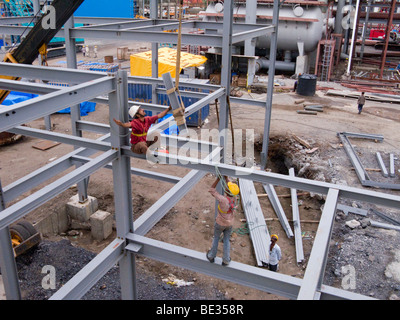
1,0,400,301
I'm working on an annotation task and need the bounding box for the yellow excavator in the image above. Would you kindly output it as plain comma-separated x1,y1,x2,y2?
1,0,85,256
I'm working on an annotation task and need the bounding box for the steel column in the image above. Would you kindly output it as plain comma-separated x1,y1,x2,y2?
297,188,339,300
260,0,280,169
0,181,21,300
109,71,136,300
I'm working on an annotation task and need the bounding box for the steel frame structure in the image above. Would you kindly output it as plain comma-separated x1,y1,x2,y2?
1,0,400,301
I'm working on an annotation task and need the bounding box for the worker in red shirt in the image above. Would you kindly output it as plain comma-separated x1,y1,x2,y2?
113,104,171,154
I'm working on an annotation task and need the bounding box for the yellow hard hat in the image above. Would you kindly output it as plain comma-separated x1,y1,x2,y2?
227,182,240,196
271,234,279,241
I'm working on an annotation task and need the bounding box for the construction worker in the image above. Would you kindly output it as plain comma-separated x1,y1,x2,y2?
207,176,240,266
113,105,171,154
268,234,282,272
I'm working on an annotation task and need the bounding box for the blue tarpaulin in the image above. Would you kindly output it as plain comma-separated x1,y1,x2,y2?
1,91,96,116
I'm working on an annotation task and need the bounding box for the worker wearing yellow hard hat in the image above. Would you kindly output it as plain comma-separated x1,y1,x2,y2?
268,234,282,272
206,176,240,266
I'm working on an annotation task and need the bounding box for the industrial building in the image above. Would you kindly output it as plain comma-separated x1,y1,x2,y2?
1,0,400,302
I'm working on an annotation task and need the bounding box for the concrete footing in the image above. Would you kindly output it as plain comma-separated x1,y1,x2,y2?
34,194,113,241
66,195,98,222
90,210,113,240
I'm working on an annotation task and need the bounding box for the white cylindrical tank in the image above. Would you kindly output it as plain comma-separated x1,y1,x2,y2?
202,2,328,53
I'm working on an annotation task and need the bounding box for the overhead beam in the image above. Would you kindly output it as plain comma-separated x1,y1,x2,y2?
122,149,400,210
0,150,118,231
0,76,114,132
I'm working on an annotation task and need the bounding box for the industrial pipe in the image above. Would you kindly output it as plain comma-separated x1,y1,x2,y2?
255,56,295,72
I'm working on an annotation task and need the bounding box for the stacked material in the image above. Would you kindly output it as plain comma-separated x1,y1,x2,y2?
239,179,270,267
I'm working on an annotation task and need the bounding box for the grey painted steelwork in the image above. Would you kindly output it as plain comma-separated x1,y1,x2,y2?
262,184,294,238
297,188,339,300
238,179,270,267
376,152,389,177
336,204,368,217
289,168,304,264
0,2,397,300
338,132,400,190
390,154,395,178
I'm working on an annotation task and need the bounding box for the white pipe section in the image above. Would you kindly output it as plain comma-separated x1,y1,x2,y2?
347,0,360,75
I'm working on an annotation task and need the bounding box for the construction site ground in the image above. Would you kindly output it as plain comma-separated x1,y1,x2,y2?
1,41,400,300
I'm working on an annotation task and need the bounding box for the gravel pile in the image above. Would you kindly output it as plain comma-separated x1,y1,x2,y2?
16,240,226,300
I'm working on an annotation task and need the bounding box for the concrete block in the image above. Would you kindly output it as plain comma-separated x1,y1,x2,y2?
35,207,70,236
66,195,98,222
90,210,113,240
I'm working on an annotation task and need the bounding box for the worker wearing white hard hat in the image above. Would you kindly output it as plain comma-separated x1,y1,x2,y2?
113,104,171,154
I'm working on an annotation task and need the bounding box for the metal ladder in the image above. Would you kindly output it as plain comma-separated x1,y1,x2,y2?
320,41,333,81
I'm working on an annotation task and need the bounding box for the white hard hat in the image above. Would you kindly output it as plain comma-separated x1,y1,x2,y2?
129,105,140,118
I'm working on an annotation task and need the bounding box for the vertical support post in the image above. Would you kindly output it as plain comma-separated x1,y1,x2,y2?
289,168,304,263
219,0,233,153
150,0,159,105
379,0,396,79
109,71,136,300
32,0,51,130
360,0,372,61
213,0,234,216
245,0,257,86
260,0,280,170
346,0,360,76
65,16,88,202
0,180,21,300
297,188,339,300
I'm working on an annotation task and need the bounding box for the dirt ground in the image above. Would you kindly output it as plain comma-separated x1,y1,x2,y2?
1,41,400,300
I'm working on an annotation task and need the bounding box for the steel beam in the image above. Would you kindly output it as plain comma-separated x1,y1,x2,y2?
263,184,294,238
0,150,118,231
148,87,225,134
289,168,304,263
1,134,111,205
124,149,400,210
134,147,221,236
390,154,395,178
376,152,389,177
0,76,115,132
8,126,111,152
232,25,274,44
71,155,181,184
239,179,270,266
297,188,339,300
0,62,105,84
125,233,372,300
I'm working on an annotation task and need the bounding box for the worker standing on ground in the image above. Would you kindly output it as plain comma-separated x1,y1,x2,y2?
113,105,171,154
268,234,282,272
357,92,366,114
207,176,240,266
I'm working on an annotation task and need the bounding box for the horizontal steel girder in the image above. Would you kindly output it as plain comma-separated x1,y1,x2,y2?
0,62,105,84
122,149,400,210
125,233,373,300
0,150,118,231
0,77,115,132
